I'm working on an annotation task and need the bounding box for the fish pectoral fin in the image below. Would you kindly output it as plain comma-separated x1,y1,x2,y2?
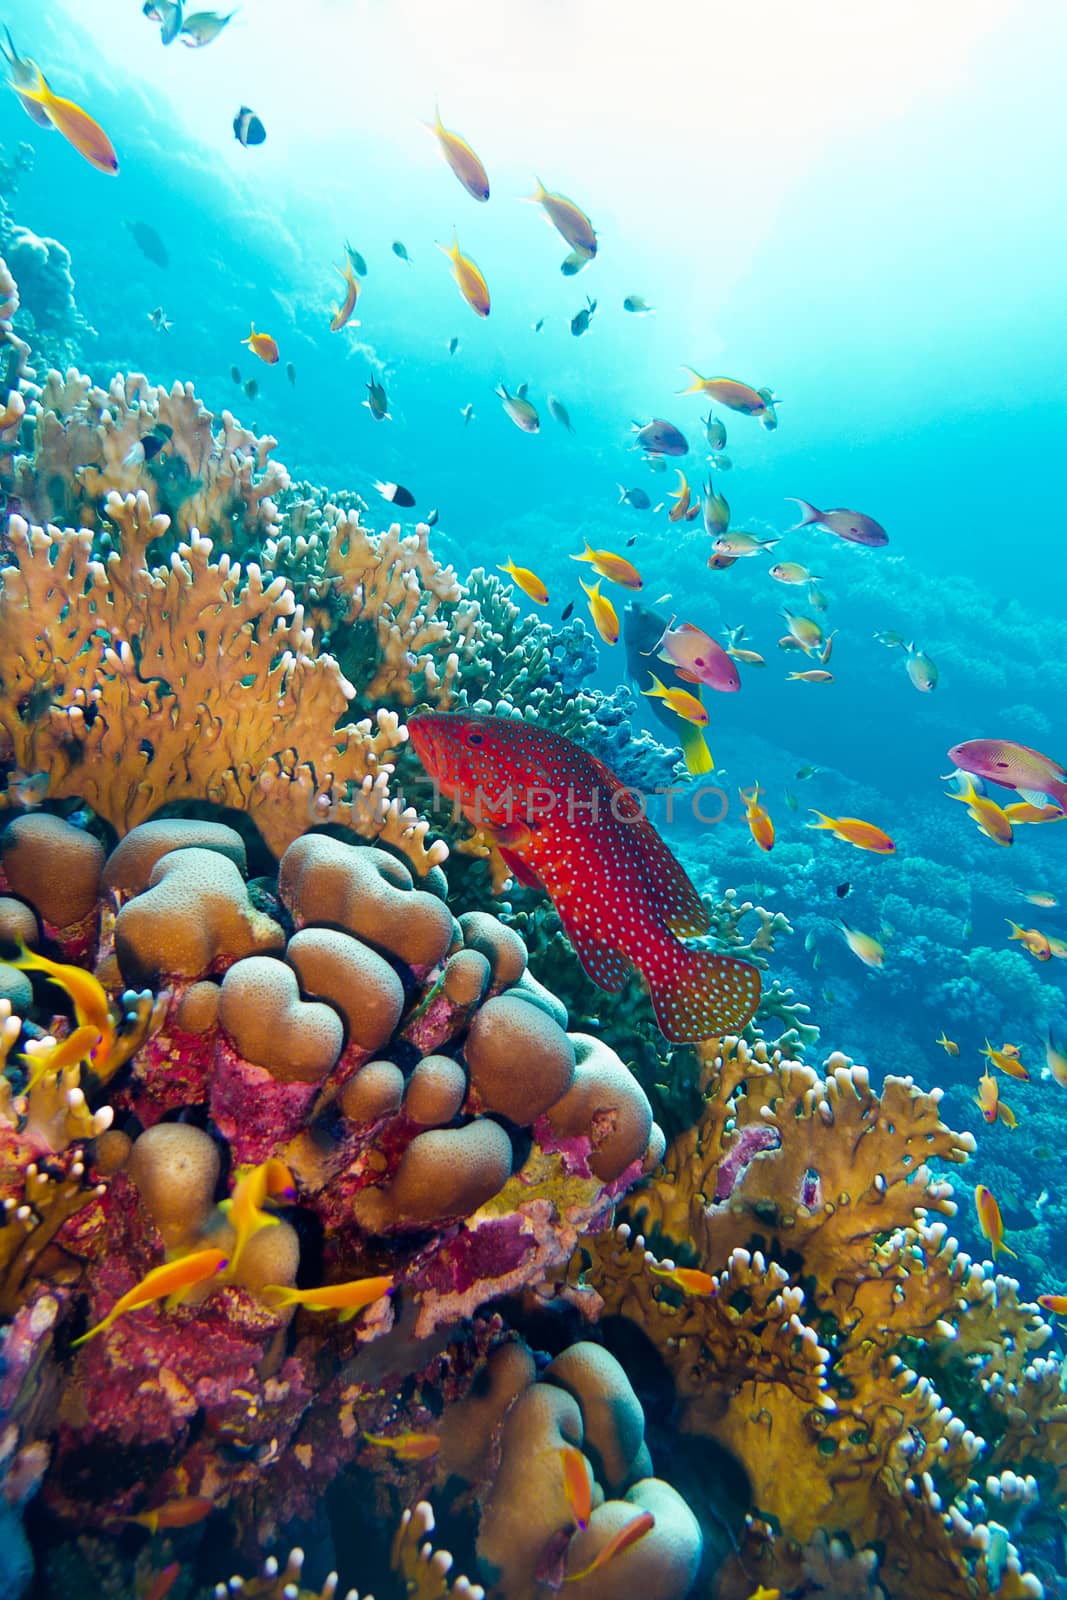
497,845,544,891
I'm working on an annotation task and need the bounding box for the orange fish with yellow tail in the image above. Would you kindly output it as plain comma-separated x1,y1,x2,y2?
564,1511,655,1582
73,1247,228,1346
12,66,118,173
437,232,490,317
807,811,895,854
740,785,774,852
974,1184,1016,1259
262,1273,394,1321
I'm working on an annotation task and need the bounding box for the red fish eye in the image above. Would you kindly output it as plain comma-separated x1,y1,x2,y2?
468,731,483,746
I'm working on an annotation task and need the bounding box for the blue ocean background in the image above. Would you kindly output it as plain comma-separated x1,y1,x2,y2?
5,0,1067,1244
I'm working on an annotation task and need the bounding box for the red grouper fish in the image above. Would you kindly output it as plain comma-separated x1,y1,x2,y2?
407,712,761,1042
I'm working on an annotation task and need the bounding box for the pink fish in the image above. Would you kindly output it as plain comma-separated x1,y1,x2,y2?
785,498,888,548
408,713,761,1042
652,618,740,694
948,739,1067,814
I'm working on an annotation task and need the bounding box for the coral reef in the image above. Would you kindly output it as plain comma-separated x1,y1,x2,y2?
566,1034,1063,1599
0,812,659,1590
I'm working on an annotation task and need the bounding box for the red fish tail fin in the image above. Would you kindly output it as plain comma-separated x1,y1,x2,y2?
650,945,760,1043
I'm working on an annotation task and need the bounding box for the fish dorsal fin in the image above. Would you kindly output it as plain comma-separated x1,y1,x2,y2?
517,382,528,399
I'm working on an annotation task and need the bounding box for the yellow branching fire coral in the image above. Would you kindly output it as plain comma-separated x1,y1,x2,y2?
270,506,481,707
0,490,444,870
569,1035,1056,1600
15,368,290,539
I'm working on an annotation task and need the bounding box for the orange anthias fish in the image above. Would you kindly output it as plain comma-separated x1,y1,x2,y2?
19,1022,101,1094
1006,921,1052,960
740,784,774,852
127,1496,214,1534
560,1444,592,1530
974,1184,1016,1259
407,713,761,1042
364,1429,441,1460
580,578,620,644
498,556,549,606
570,540,642,590
838,920,884,968
262,1273,394,1321
437,232,491,317
564,1511,656,1583
73,1247,229,1346
14,67,119,174
648,1263,715,1295
423,105,489,201
1038,1295,1067,1316
981,1040,1029,1081
807,812,895,854
242,323,280,364
330,260,361,331
668,470,691,522
141,1564,181,1600
975,1070,999,1124
220,1157,295,1275
936,1032,959,1056
946,774,1013,846
1003,801,1065,825
12,941,115,1066
678,369,778,428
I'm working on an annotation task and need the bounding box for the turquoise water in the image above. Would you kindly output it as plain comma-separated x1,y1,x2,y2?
7,0,1067,1135
4,3,1067,1589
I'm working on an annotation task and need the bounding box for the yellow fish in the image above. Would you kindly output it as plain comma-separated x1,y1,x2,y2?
422,105,489,201
242,324,280,364
564,1512,655,1583
997,1101,1018,1130
648,1263,715,1295
1022,891,1058,908
769,562,819,586
498,556,549,606
838,920,884,967
677,369,777,427
220,1158,295,1275
1004,801,1066,825
13,67,118,174
524,179,597,256
329,260,361,331
781,608,824,651
980,1039,1029,1082
739,784,774,852
580,578,620,645
668,470,691,523
13,940,114,1062
746,1589,781,1600
807,811,895,854
436,232,490,317
364,1429,441,1460
936,1031,959,1056
974,1069,999,1124
1043,1024,1067,1087
974,1184,1016,1259
73,1248,228,1347
262,1273,394,1322
570,540,642,590
1006,920,1052,960
19,1023,101,1094
641,673,707,726
947,774,1013,847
